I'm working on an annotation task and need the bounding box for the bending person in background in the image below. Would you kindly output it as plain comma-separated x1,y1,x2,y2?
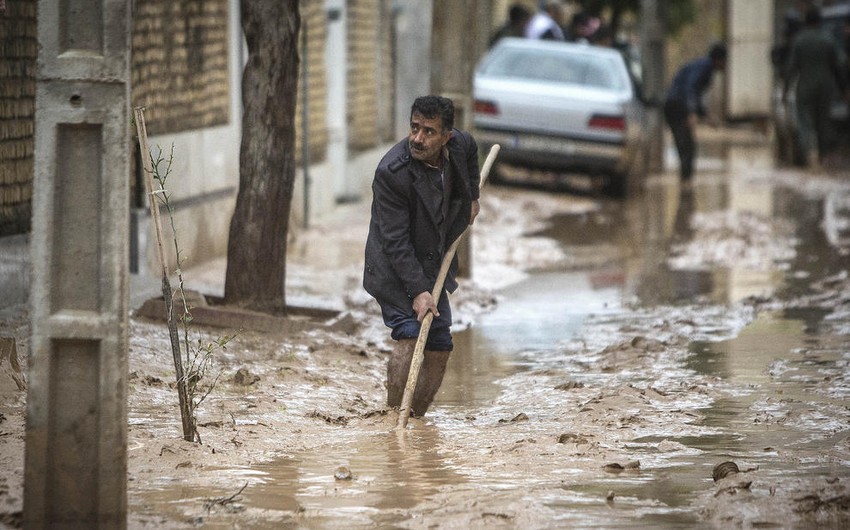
663,43,727,183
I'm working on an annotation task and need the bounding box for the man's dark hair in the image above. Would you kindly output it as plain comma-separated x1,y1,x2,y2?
411,96,454,132
709,43,727,62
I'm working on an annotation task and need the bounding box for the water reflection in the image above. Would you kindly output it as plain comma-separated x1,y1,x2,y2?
686,310,850,481
135,426,462,528
247,427,458,524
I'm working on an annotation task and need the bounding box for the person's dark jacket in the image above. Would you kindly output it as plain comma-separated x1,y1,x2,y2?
363,130,480,311
664,56,715,116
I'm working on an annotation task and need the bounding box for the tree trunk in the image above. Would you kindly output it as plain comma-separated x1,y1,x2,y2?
225,0,300,311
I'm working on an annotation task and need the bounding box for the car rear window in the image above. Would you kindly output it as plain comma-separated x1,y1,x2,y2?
481,46,627,90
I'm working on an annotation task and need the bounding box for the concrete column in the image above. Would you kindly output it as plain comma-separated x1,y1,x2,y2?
640,0,667,174
25,0,131,528
326,0,353,202
394,1,433,139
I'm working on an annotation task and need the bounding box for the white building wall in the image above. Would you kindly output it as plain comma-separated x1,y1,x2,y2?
727,0,774,118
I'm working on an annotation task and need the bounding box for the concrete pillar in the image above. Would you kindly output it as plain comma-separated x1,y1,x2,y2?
326,0,353,202
25,0,131,528
394,1,433,139
640,0,667,174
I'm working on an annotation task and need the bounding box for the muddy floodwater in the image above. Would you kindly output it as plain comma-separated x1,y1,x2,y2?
2,130,849,529
126,136,850,528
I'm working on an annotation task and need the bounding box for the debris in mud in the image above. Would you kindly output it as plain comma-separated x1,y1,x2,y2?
232,367,260,386
325,311,360,335
360,409,389,419
142,375,164,386
203,482,248,514
499,413,528,423
557,433,589,445
703,474,850,526
602,461,640,473
601,336,666,355
713,461,740,482
606,490,615,502
307,410,349,425
334,466,353,481
793,492,850,513
554,381,585,391
482,512,514,521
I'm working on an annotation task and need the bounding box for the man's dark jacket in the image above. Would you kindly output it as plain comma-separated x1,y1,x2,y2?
363,130,480,311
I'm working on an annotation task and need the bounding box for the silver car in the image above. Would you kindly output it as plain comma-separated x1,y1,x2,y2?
473,38,645,195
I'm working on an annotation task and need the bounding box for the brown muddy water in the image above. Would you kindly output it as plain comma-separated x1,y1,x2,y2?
136,146,850,528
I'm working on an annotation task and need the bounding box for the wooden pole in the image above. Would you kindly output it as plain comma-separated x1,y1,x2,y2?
397,144,499,429
133,107,195,441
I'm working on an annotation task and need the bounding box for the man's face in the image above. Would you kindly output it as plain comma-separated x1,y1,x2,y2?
408,111,451,165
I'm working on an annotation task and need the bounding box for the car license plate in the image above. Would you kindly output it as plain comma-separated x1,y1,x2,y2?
517,135,576,155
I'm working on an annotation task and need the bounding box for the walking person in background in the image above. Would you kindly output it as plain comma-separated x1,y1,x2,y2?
663,43,728,183
783,6,849,170
489,3,532,48
363,96,481,418
525,1,565,41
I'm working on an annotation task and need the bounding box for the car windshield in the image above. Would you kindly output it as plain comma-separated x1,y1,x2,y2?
480,46,627,90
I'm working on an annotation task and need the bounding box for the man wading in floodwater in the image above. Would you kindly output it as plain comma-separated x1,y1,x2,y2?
363,96,481,417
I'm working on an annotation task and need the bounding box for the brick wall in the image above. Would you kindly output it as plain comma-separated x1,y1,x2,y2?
347,0,396,152
296,0,328,164
0,0,36,236
0,0,399,237
131,0,231,136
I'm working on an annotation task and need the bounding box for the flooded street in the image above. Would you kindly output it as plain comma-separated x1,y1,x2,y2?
148,136,847,527
2,129,850,528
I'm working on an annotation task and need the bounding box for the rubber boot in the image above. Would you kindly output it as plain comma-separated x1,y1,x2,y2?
386,338,416,408
411,350,451,417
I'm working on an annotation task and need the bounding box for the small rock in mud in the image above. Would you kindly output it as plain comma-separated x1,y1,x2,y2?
630,336,665,352
606,490,615,501
334,466,353,481
499,413,528,423
557,433,589,445
713,461,740,482
308,411,349,425
233,367,260,386
602,461,640,473
326,312,360,335
603,463,625,473
554,381,585,391
143,375,163,386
